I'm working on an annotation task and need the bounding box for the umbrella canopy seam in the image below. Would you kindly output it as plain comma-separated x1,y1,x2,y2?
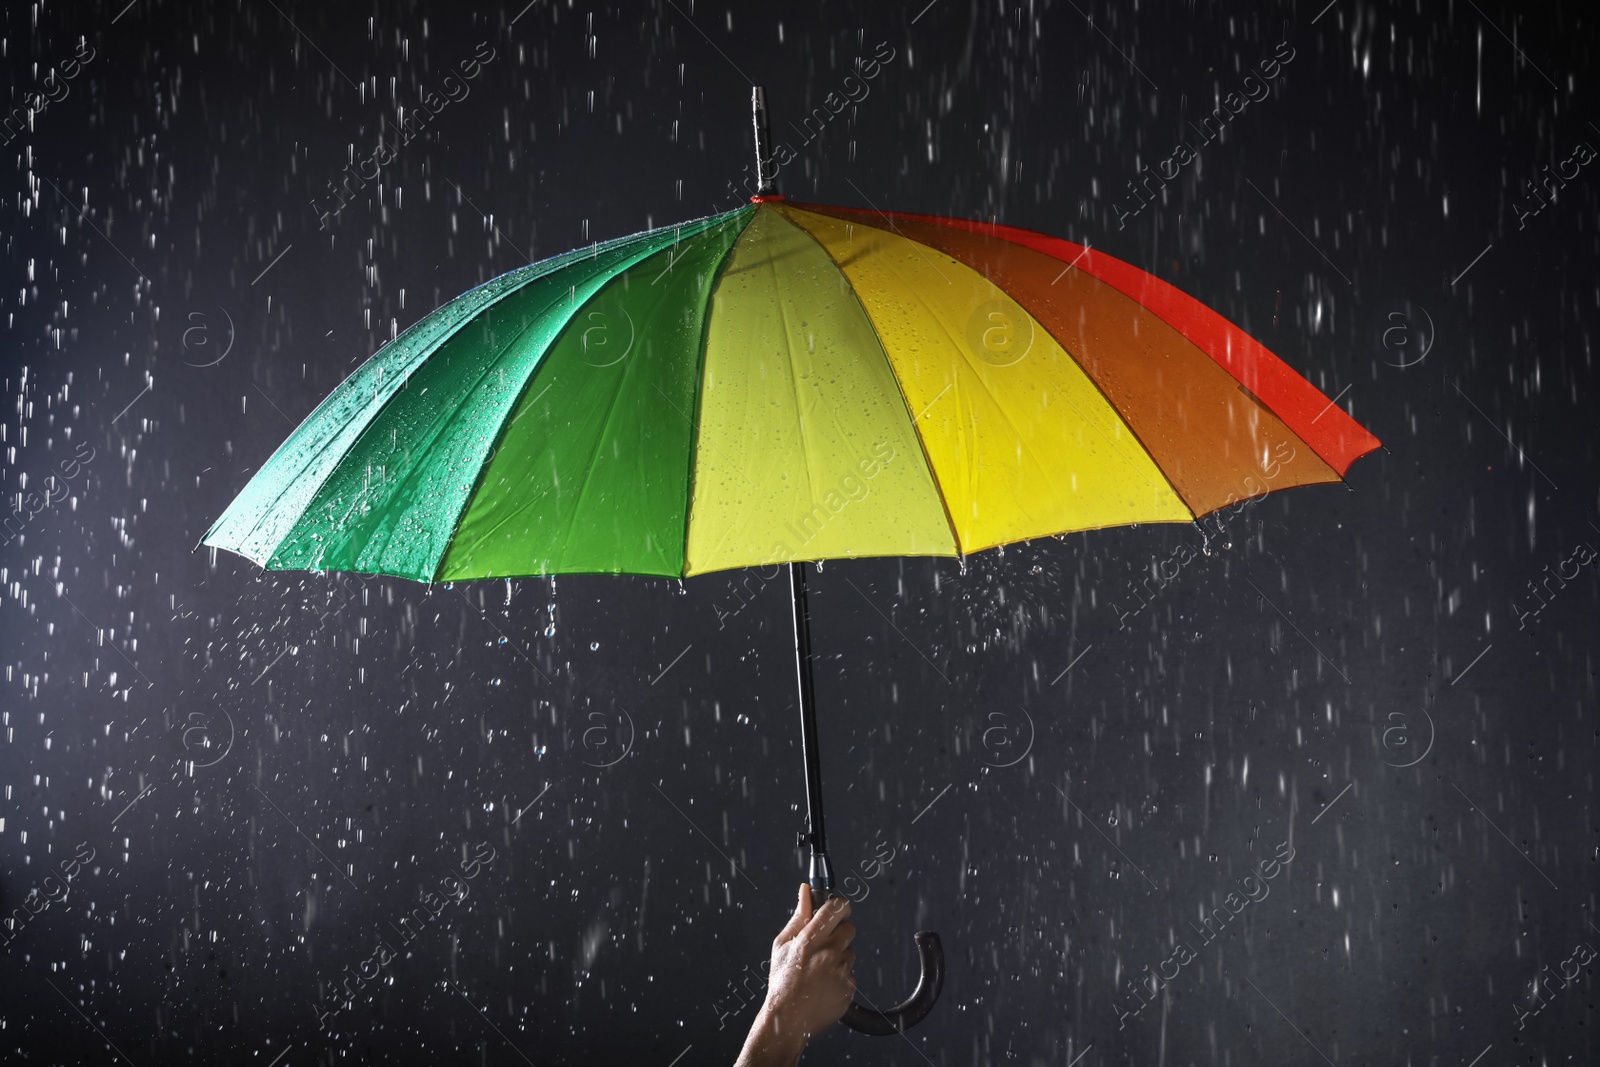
769,205,966,558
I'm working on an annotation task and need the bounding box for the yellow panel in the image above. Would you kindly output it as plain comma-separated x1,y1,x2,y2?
685,206,957,576
779,205,1193,551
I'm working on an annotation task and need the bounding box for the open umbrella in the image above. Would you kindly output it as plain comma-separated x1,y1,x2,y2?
202,88,1380,1036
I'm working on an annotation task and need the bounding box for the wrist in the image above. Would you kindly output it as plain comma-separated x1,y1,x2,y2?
737,1001,809,1067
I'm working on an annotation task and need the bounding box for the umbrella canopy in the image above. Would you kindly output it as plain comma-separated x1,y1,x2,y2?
202,156,1382,1036
202,200,1379,579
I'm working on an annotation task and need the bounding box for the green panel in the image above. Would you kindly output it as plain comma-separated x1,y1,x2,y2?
263,208,750,580
437,211,752,579
202,221,687,566
684,206,956,575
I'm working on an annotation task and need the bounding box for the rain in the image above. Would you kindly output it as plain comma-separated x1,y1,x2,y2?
1,1,1596,1064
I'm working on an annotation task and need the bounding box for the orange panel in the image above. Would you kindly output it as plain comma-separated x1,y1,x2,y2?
795,204,1341,515
803,202,1381,477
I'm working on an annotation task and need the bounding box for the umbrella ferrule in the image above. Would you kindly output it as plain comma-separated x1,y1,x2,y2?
751,86,778,196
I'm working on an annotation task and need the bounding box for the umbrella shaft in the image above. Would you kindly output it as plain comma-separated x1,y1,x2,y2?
752,86,777,196
790,560,834,901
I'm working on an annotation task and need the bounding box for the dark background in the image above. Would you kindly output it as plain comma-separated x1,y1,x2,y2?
2,0,1596,1064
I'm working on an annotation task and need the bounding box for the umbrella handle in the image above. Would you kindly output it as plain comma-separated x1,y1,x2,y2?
839,930,945,1036
789,559,946,1036
807,861,944,1036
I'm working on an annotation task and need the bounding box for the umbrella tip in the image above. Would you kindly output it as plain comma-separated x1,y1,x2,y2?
751,85,778,196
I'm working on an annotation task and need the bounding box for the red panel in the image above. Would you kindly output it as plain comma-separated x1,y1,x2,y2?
793,202,1381,477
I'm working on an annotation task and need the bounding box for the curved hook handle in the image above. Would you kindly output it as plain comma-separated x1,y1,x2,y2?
840,930,945,1036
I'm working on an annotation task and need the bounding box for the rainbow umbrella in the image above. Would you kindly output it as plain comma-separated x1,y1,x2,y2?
203,90,1379,1035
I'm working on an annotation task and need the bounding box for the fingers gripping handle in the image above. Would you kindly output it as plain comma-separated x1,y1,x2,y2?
807,852,944,1035
789,556,943,1036
840,931,945,1036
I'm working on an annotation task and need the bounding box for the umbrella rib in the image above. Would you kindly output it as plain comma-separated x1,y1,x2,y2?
216,224,677,563
1014,239,1338,515
971,245,1199,518
399,294,587,580
553,292,655,570
909,206,1380,472
776,206,965,557
767,224,824,550
307,289,595,576
857,239,1070,541
681,209,816,566
792,203,1123,546
552,220,741,571
677,208,760,575
429,213,740,580
796,203,1194,531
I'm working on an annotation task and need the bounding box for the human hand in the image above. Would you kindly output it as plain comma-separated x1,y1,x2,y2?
765,883,856,1036
735,884,856,1066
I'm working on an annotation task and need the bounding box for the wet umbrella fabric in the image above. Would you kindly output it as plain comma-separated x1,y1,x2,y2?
201,195,1380,1037
202,199,1379,580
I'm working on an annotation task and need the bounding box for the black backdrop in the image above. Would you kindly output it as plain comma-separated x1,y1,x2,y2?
2,1,1596,1064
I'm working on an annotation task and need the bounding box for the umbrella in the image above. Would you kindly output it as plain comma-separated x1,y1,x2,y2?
202,88,1380,1036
